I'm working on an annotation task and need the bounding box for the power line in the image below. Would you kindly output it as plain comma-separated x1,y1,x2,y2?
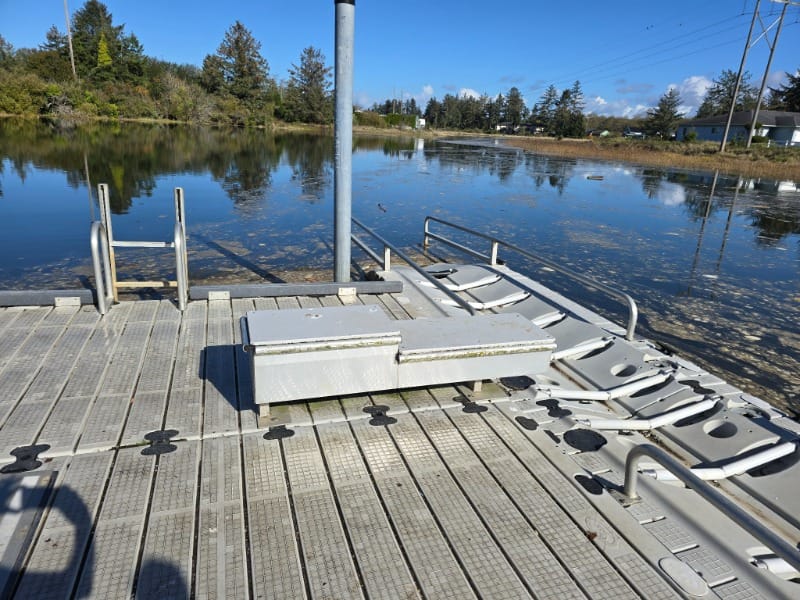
550,12,752,88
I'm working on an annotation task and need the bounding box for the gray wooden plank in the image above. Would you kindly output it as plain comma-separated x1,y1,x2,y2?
121,391,168,445
100,320,155,395
475,402,653,599
203,318,238,436
316,421,420,600
14,453,114,600
282,425,364,600
231,300,257,433
170,317,206,391
242,433,305,600
74,448,155,598
0,326,65,413
348,418,476,599
413,408,586,600
38,396,95,455
135,319,180,393
76,394,132,451
196,436,249,599
164,388,203,440
383,412,530,600
136,441,199,599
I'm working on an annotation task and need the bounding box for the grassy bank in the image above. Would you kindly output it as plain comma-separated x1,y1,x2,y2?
503,136,800,180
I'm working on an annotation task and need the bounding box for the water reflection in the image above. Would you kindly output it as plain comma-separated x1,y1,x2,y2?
0,123,798,410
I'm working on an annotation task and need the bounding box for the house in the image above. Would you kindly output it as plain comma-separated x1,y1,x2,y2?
677,110,800,146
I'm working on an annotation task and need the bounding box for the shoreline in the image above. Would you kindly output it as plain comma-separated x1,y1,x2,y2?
501,136,800,180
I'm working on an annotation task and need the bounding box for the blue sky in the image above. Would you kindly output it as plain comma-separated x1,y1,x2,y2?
2,0,799,117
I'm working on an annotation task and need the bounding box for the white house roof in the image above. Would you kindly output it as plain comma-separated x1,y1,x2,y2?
680,110,800,128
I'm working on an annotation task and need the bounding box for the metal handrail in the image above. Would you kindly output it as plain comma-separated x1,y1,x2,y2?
351,217,476,315
90,221,113,315
95,183,189,311
423,215,639,340
624,444,800,574
173,222,188,311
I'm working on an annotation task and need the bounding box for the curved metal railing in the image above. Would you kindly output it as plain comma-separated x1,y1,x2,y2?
624,444,800,574
351,217,476,315
423,215,639,340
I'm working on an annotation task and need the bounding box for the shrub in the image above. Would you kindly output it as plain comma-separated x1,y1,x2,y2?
683,131,697,143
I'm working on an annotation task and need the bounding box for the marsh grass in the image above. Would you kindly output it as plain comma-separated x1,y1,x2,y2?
505,137,800,180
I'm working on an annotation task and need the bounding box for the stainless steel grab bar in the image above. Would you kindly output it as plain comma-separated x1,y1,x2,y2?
423,215,639,340
90,221,113,315
624,444,800,574
351,218,476,315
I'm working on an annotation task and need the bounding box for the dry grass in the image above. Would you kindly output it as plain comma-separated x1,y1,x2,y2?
504,136,800,180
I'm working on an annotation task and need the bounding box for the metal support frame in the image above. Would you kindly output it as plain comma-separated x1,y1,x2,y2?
92,183,188,313
623,444,800,574
351,217,476,315
423,216,639,340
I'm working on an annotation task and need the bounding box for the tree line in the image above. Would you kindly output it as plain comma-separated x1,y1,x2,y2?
1,0,798,136
0,1,332,127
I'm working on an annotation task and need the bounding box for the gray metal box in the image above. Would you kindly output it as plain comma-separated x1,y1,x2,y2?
241,305,400,406
396,313,555,388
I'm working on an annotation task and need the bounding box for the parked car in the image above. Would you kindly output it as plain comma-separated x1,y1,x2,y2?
622,127,645,139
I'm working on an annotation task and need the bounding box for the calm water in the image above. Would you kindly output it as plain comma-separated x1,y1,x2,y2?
1,120,798,411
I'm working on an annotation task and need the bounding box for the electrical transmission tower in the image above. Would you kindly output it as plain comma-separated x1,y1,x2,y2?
720,0,799,152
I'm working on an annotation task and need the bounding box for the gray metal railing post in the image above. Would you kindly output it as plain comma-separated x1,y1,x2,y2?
174,223,188,311
334,0,355,282
90,221,113,314
624,444,800,574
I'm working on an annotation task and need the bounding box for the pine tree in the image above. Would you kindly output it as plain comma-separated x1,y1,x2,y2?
696,69,758,117
281,46,332,123
644,88,684,138
504,87,526,131
768,69,800,112
534,84,559,134
202,21,272,105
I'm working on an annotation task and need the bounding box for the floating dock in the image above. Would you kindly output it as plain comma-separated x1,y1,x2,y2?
1,268,798,598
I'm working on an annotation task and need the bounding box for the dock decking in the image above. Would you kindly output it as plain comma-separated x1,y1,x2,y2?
0,294,751,598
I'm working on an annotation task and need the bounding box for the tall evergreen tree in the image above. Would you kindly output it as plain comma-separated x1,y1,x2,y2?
768,69,800,112
534,84,559,134
71,0,143,83
644,88,684,138
504,87,526,131
281,46,332,123
696,69,758,117
202,21,272,105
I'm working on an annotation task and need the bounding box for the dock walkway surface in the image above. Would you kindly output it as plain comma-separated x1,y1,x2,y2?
0,294,764,598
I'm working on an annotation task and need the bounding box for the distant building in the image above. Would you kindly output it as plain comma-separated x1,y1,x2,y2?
415,116,426,129
678,110,800,146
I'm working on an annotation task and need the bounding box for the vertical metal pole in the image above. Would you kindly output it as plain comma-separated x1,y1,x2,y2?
334,0,355,282
63,0,77,81
747,2,789,148
720,0,760,152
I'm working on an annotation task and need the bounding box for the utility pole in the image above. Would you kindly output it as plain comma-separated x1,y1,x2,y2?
746,0,799,148
63,0,78,81
720,0,760,153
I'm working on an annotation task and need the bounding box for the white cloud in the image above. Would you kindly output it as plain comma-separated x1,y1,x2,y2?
586,96,648,118
656,182,686,207
459,88,481,100
669,75,712,115
422,84,434,97
767,70,787,88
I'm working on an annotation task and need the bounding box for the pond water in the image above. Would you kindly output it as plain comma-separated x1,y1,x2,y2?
1,120,798,411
